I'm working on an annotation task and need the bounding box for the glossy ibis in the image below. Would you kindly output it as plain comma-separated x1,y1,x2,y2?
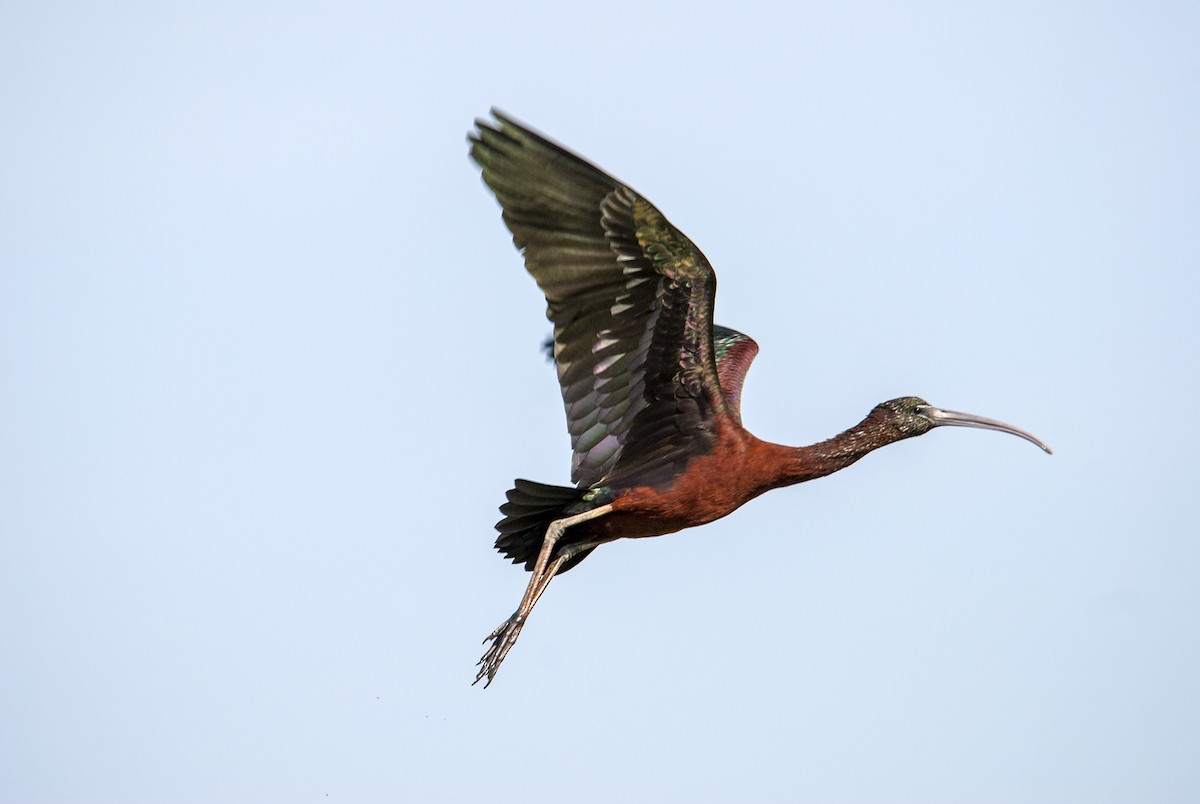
469,110,1050,687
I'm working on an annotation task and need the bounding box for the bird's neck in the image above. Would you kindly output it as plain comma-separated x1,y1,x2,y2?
770,406,904,487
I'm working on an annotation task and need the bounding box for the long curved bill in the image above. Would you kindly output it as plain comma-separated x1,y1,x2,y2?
918,406,1052,454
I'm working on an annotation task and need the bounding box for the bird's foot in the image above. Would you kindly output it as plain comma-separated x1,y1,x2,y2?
474,612,525,687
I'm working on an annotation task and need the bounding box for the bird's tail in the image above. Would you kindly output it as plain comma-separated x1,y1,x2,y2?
494,479,590,573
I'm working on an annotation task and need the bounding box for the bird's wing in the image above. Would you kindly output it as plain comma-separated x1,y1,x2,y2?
711,325,759,422
470,110,737,489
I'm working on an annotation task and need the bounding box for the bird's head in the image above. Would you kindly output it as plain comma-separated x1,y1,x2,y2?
875,396,1052,454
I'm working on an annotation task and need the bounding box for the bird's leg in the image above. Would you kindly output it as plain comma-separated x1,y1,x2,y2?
480,535,606,670
527,539,605,607
475,503,613,687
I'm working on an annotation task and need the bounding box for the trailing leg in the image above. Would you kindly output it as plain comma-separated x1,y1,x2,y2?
474,504,613,686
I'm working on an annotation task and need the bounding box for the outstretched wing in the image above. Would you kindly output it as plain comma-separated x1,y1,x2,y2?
711,325,759,421
470,110,737,489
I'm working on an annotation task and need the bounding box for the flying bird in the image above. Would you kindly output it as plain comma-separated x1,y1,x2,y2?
468,110,1050,686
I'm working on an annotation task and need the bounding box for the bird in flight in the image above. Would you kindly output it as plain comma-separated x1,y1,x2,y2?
468,110,1050,686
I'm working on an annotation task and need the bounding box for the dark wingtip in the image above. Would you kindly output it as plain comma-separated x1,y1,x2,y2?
468,109,509,152
473,108,515,137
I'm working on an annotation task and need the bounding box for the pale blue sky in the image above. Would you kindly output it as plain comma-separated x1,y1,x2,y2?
3,2,1198,802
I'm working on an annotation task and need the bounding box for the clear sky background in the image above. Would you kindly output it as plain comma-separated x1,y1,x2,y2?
3,2,1198,802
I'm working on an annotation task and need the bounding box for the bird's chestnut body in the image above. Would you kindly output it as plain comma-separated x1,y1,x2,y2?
468,111,1049,686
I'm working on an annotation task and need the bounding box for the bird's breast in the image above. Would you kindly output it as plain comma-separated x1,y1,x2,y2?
604,424,781,538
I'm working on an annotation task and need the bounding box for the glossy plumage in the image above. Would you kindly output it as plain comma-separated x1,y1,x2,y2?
469,110,1049,686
